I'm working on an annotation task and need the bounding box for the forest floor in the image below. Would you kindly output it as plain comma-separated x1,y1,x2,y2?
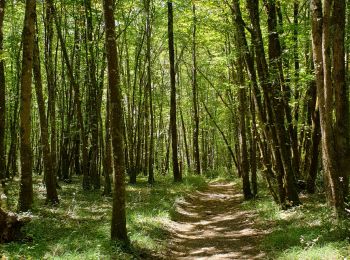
1,175,349,259
163,182,266,259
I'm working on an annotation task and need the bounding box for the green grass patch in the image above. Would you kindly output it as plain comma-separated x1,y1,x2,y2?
0,174,207,259
241,185,350,259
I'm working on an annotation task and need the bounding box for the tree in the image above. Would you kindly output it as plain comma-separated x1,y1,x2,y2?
84,0,100,190
237,58,253,200
311,0,349,217
145,0,155,184
0,0,5,186
103,0,128,243
33,31,59,205
167,1,181,182
191,2,201,175
43,0,57,185
18,0,36,212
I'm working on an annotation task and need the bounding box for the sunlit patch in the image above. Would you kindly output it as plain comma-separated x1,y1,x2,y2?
167,183,266,259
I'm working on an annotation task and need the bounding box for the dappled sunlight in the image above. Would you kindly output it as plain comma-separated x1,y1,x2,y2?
166,183,266,259
2,175,209,259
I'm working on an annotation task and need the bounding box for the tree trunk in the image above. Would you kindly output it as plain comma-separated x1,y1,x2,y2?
250,95,258,197
145,0,154,184
0,0,5,183
311,0,347,217
33,34,59,205
247,0,300,206
180,108,191,170
167,1,181,182
237,55,253,200
18,0,36,212
84,0,100,190
103,0,128,243
50,2,90,190
333,0,349,199
192,3,201,175
103,89,112,196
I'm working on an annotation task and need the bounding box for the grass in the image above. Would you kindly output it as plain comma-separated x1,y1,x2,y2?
241,184,350,259
2,171,350,259
0,174,207,259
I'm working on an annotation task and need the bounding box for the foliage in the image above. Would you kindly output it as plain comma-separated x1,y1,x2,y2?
0,174,207,259
241,183,350,259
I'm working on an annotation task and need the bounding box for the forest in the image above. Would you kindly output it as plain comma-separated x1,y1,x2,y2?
0,0,350,259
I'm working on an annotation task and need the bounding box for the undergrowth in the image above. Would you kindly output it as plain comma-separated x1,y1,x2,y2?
2,171,349,259
241,184,350,259
0,174,207,259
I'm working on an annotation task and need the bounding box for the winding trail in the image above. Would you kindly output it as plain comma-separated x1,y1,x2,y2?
166,182,267,259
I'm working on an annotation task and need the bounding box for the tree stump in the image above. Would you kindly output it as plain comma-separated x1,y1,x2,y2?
0,208,30,243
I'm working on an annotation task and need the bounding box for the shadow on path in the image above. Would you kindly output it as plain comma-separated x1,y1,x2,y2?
166,182,267,259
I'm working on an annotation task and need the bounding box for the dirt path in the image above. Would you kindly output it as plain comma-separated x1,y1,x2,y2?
166,182,267,259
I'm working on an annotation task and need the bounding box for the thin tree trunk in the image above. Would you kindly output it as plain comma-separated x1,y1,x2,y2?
202,102,239,170
44,0,57,184
167,1,181,182
33,35,59,204
247,0,300,206
250,95,258,197
145,0,154,184
49,1,90,190
0,0,5,184
237,56,253,200
180,108,191,170
192,3,201,175
103,89,112,196
84,0,100,190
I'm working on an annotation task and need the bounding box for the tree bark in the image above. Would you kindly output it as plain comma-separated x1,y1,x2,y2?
103,89,112,196
103,0,128,243
237,56,253,200
84,0,100,190
50,1,90,190
192,3,201,175
145,0,154,184
33,33,59,205
333,0,349,199
0,0,5,183
44,0,57,185
167,1,181,182
311,0,347,217
18,0,36,212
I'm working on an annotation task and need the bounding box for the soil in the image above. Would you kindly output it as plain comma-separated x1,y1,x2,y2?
164,182,267,259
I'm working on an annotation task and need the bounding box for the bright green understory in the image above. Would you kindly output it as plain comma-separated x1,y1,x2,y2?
241,185,350,259
0,174,207,259
1,173,350,259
